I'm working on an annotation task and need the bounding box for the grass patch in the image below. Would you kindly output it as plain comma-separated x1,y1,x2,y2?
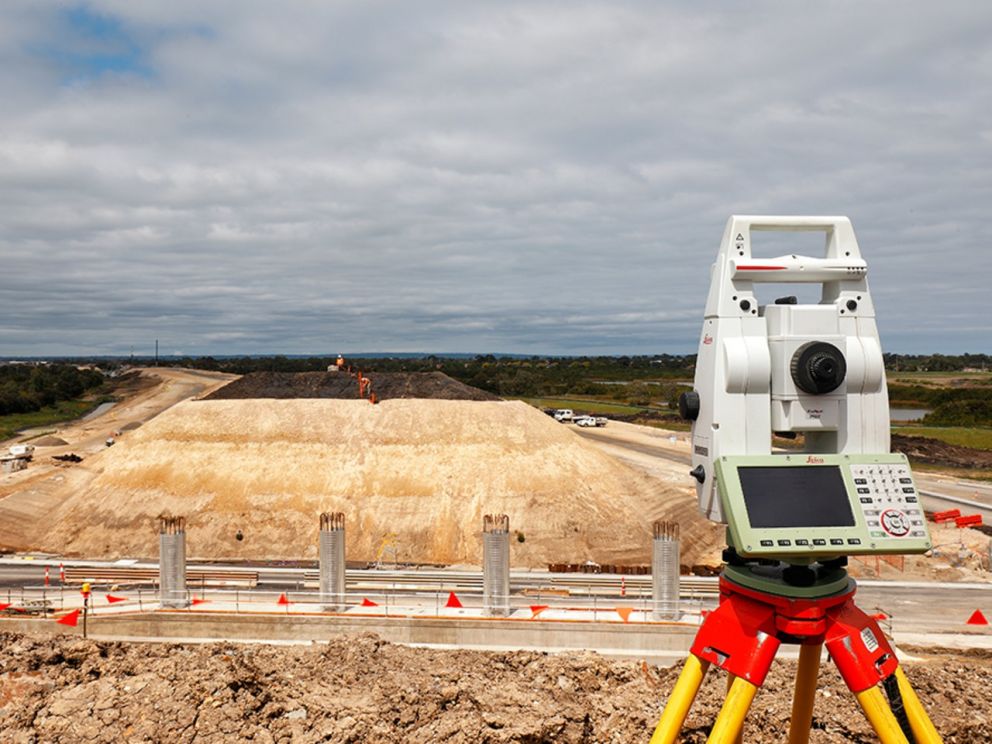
892,426,992,451
0,399,96,442
516,397,650,415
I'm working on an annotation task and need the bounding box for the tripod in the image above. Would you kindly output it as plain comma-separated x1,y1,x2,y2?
650,564,942,744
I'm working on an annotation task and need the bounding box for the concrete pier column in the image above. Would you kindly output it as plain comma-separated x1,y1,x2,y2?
483,514,510,616
652,520,680,620
159,516,189,608
319,512,346,612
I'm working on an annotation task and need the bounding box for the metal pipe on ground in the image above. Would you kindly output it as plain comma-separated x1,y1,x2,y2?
653,520,680,620
320,512,346,612
159,516,189,609
483,514,510,617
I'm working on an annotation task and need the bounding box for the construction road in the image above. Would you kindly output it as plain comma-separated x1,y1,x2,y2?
0,367,235,552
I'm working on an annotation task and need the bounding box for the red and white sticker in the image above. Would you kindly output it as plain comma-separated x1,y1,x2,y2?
861,626,879,653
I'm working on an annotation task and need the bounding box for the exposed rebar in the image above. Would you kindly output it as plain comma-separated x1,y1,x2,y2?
483,513,510,534
653,520,679,540
159,516,186,534
319,512,345,531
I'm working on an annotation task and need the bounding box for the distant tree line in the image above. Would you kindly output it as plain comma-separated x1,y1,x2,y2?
884,353,991,372
0,364,105,416
36,351,992,426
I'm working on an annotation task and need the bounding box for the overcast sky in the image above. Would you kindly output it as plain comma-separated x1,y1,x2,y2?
1,2,990,357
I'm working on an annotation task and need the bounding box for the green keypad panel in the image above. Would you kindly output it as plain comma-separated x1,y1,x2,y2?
715,453,934,558
849,462,927,541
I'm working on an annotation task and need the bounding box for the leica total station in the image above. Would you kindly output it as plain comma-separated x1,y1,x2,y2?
650,217,941,744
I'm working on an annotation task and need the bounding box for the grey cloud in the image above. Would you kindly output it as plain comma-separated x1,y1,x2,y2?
0,1,989,356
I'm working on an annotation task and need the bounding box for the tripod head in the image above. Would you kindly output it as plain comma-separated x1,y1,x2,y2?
680,216,932,566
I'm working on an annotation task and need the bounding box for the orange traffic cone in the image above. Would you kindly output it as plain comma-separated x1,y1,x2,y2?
445,591,463,609
966,609,989,625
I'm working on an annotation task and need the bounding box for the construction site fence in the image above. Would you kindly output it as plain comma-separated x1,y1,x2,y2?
547,563,718,576
2,585,711,622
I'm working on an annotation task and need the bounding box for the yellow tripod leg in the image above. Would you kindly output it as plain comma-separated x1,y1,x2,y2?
788,643,822,744
649,655,710,744
894,667,944,744
726,674,743,744
855,686,910,744
707,675,758,744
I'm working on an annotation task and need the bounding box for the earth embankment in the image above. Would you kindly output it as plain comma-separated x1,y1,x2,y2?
40,398,720,565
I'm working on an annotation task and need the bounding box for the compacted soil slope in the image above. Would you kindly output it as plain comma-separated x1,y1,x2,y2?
40,398,721,565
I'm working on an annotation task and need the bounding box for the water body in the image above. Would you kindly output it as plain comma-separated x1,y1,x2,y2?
890,408,930,422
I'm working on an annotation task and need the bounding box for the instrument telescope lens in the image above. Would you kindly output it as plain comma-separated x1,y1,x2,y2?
791,342,847,394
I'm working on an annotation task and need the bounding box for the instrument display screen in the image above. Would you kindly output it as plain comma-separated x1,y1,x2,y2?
738,465,856,529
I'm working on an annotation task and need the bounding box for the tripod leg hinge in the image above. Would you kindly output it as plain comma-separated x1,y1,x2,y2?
825,600,898,692
689,591,780,685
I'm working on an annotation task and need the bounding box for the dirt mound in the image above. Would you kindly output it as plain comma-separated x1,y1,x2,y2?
205,371,499,402
120,421,142,431
39,399,719,565
32,435,67,446
893,433,992,468
0,632,988,743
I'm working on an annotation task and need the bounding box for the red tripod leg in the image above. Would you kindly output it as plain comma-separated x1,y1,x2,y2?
688,591,781,744
825,598,910,744
652,592,780,744
690,590,780,685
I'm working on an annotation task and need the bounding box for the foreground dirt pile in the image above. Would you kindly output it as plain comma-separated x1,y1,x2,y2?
0,633,988,743
40,398,720,565
205,371,499,402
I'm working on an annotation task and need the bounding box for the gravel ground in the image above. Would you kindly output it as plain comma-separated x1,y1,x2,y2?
1,632,989,743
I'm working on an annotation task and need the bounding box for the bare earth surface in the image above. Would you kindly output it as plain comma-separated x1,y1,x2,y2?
892,433,992,469
0,632,988,743
0,368,235,553
205,371,500,401
37,397,720,567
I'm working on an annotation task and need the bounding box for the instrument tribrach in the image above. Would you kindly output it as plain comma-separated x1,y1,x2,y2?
651,216,941,744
